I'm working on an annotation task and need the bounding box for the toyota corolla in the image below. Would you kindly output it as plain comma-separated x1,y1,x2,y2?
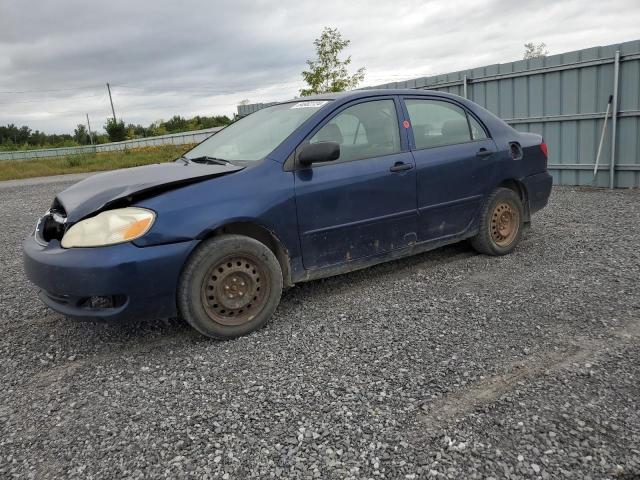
23,89,552,339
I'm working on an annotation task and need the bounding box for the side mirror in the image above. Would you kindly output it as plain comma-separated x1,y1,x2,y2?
298,141,340,166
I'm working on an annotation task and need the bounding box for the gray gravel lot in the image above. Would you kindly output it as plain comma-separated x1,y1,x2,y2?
0,179,639,479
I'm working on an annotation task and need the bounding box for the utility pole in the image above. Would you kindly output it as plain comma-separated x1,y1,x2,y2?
86,113,94,145
106,83,117,122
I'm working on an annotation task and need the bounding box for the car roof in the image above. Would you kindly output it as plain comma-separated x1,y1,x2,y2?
278,89,462,104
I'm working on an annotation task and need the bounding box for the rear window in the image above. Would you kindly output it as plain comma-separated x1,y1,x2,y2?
469,115,488,140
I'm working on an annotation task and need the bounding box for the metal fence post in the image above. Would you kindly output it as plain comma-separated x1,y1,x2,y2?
463,75,468,99
609,50,620,189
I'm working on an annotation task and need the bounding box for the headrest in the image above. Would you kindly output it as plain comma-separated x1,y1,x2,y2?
441,119,470,138
366,116,396,145
316,123,343,144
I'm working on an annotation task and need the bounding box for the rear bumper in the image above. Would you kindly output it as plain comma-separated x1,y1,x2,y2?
523,171,553,214
23,235,198,321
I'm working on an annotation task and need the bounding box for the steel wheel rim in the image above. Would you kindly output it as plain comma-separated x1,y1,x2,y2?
201,254,270,326
491,201,519,247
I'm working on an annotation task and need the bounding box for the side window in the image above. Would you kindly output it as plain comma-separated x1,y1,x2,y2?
310,99,401,162
469,115,488,140
405,99,472,149
332,113,368,145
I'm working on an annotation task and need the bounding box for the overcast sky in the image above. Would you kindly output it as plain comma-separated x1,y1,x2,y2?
1,0,639,134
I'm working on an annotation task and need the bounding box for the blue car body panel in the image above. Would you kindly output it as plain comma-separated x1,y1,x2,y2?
294,150,418,269
57,161,243,223
23,89,553,321
23,237,197,319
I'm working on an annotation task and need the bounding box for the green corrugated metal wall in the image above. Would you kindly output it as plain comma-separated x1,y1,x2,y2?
369,40,640,188
239,40,640,187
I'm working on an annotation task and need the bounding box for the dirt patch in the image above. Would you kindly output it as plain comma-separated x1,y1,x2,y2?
418,318,640,429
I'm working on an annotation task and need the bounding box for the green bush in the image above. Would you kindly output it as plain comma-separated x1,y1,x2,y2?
65,156,82,167
104,118,127,142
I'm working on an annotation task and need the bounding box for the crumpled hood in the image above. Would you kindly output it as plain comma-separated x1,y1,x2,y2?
57,161,244,223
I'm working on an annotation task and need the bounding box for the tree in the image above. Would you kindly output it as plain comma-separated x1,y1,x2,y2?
163,115,189,133
195,115,232,129
73,124,89,145
524,42,549,59
148,120,168,136
300,27,365,96
124,123,150,139
0,113,234,151
104,118,126,142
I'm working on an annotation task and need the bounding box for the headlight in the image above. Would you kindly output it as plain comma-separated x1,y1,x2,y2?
61,207,155,248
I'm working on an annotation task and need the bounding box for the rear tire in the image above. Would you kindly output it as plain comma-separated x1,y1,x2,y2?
470,187,524,256
177,235,283,339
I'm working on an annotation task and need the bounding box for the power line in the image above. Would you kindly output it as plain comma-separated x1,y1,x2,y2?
0,78,301,125
112,78,302,92
0,78,304,104
0,72,425,98
0,84,295,105
0,79,300,96
0,84,104,94
0,94,104,105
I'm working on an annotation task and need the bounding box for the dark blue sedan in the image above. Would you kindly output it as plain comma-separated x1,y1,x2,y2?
24,89,552,339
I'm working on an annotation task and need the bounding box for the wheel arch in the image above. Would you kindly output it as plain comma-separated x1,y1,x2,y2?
496,178,530,222
202,221,293,288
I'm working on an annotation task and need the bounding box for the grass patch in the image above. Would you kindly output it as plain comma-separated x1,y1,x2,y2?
0,144,195,181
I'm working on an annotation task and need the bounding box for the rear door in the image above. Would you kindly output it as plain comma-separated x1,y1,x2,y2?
402,97,497,242
294,97,418,269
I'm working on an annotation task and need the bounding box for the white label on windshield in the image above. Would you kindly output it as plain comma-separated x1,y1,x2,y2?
290,101,328,109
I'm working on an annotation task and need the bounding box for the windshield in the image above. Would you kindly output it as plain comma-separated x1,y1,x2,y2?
184,100,331,162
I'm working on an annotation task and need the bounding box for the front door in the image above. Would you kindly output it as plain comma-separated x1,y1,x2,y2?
402,97,497,241
294,98,418,269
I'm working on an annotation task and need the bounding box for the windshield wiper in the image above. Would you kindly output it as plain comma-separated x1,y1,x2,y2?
187,155,231,165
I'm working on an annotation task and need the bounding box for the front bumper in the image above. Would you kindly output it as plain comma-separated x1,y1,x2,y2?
23,235,198,321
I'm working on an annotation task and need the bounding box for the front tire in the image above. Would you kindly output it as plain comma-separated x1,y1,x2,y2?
470,187,524,256
178,235,283,339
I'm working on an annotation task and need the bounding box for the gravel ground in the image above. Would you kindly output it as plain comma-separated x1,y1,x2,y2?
0,179,639,479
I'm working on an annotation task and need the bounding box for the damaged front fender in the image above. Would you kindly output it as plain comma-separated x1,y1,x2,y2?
57,161,244,223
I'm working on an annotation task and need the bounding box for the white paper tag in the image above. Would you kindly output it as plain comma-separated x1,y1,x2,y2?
290,101,329,109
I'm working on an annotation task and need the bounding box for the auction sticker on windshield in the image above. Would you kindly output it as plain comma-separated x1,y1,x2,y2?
290,101,328,109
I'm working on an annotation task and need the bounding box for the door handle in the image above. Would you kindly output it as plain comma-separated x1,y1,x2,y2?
476,148,494,158
389,162,413,172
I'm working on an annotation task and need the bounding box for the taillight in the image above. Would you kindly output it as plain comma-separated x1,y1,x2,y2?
540,142,548,159
540,141,548,168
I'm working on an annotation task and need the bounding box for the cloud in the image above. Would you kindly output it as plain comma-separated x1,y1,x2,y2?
0,0,638,133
